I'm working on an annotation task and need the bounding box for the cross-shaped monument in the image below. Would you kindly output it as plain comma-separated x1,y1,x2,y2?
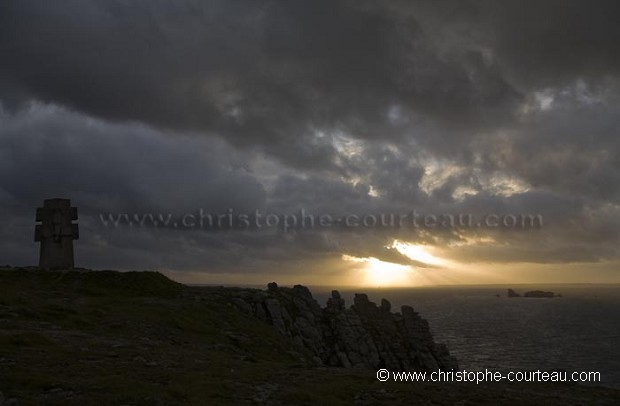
34,198,79,269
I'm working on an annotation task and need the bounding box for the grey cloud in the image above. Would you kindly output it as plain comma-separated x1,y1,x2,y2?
0,103,272,269
0,0,522,163
1,1,620,275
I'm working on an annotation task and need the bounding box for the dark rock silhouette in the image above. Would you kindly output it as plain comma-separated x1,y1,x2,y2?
507,289,521,297
508,289,558,298
229,283,458,371
524,290,555,298
34,199,79,269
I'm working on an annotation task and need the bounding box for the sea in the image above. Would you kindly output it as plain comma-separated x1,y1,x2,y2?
310,284,620,389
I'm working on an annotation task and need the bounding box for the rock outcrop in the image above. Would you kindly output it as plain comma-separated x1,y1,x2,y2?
523,290,555,298
230,283,458,371
508,289,558,298
507,289,520,298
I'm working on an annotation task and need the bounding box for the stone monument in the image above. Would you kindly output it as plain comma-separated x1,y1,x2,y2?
34,198,79,269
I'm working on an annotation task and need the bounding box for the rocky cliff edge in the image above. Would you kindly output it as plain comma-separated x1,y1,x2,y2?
210,282,458,372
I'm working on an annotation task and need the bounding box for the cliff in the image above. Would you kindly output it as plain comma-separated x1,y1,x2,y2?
1,268,617,406
194,282,457,371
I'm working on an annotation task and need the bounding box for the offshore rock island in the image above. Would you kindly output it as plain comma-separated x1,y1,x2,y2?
507,289,560,298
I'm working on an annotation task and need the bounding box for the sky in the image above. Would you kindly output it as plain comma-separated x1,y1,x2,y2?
1,0,619,286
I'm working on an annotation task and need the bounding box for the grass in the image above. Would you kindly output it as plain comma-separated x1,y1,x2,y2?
0,267,619,405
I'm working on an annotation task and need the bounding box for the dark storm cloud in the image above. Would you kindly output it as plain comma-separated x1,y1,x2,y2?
479,0,620,86
481,84,620,201
398,0,620,84
1,0,620,274
0,103,274,269
0,0,522,159
0,104,266,215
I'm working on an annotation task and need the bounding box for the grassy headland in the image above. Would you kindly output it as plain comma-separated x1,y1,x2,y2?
0,268,618,405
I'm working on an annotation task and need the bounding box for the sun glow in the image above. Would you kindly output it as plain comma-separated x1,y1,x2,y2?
341,241,456,286
342,255,413,286
389,240,446,266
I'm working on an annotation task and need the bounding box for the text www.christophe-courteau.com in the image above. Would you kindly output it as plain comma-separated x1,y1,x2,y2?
376,369,601,384
98,209,543,231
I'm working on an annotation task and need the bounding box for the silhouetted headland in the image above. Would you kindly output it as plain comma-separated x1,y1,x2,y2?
0,267,617,405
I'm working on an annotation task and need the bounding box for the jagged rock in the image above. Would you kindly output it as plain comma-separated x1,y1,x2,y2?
292,284,313,300
380,298,391,312
507,289,520,297
254,302,267,321
337,351,352,368
326,290,345,313
231,298,252,314
230,283,458,372
353,293,373,311
226,331,252,346
263,298,289,335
